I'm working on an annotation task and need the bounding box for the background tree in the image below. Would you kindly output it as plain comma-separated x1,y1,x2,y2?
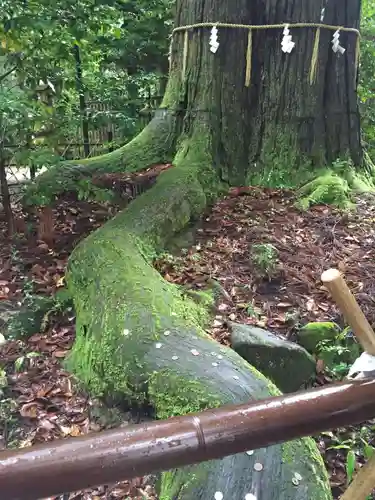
359,0,375,158
0,0,173,163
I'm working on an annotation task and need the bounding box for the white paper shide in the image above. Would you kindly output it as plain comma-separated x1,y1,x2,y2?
281,25,295,53
210,25,219,53
332,29,346,54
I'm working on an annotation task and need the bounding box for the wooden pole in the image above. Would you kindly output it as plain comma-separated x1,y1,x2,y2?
321,268,375,500
321,268,375,354
2,379,375,500
341,454,375,500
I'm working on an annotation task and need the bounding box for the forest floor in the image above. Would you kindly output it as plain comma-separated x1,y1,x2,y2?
1,170,375,499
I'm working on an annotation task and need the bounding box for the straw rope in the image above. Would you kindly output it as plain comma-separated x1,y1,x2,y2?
172,22,360,36
173,21,360,87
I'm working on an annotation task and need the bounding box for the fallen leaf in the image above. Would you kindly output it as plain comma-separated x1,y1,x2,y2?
20,402,39,418
53,350,68,358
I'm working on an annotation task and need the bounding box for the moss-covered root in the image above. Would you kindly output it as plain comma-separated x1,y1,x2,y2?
24,113,176,205
66,134,332,500
296,169,375,210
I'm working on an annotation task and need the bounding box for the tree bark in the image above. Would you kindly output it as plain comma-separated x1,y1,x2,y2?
73,44,90,158
0,156,14,237
169,0,362,185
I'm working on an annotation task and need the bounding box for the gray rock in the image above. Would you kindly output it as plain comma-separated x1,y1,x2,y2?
0,300,22,329
0,296,54,340
230,323,316,393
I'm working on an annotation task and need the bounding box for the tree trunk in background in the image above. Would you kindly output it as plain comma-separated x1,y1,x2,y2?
170,0,362,186
0,156,14,237
73,44,90,158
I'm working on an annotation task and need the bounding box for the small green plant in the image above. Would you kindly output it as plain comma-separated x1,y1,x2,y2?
323,425,375,488
40,287,73,331
250,243,279,278
76,179,115,203
0,368,7,395
246,302,260,319
346,449,356,484
316,327,361,378
14,352,41,372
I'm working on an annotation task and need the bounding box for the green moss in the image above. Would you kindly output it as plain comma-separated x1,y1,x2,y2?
296,173,352,210
295,161,375,211
160,465,211,500
149,370,222,419
64,128,219,399
298,322,340,353
282,439,332,499
247,126,315,189
183,289,215,309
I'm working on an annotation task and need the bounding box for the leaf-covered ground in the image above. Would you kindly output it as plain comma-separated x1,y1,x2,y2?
1,178,375,499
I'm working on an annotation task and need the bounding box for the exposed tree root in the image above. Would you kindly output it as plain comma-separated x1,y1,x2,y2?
63,128,332,499
24,107,177,206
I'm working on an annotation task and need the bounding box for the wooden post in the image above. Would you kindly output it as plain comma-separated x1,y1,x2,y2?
341,454,375,500
321,268,375,500
321,268,375,354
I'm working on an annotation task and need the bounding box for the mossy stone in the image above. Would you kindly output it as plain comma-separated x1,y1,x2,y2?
298,322,340,354
230,323,316,393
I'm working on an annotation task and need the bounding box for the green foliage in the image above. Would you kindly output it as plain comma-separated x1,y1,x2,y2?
0,0,173,170
359,0,375,159
298,322,340,353
76,179,115,203
316,327,361,378
250,243,278,277
0,82,60,172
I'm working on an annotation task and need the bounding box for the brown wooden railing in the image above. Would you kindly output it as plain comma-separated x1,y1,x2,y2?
1,378,375,499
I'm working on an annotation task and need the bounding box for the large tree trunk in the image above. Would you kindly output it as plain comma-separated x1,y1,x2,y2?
25,0,367,498
168,0,363,188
